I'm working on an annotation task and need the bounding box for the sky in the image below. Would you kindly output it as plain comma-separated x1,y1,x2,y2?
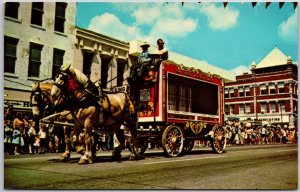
76,2,299,75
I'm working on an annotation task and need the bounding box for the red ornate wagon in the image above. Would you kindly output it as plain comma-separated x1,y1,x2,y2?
129,60,227,157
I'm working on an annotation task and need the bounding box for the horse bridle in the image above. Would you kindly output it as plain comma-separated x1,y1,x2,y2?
30,89,53,118
52,73,70,104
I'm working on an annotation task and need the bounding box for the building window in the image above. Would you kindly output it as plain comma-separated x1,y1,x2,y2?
229,88,234,98
54,3,67,33
261,103,267,113
230,105,234,115
117,60,126,86
269,83,276,94
245,104,251,114
5,2,19,19
245,86,250,96
82,51,94,78
278,82,285,93
28,43,43,77
270,103,276,113
224,88,229,98
239,87,244,97
31,2,44,26
279,102,285,113
239,104,245,114
260,84,267,95
225,105,230,115
52,49,65,79
4,36,19,74
101,57,110,89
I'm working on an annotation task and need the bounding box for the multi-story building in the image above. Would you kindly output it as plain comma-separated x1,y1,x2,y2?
73,27,131,91
224,47,298,129
4,2,76,112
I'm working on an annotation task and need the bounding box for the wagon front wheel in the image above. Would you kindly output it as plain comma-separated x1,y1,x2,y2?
211,125,226,154
162,125,184,157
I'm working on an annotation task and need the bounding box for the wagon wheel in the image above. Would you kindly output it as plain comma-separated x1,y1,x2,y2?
162,125,184,157
126,137,148,155
183,139,194,153
211,125,226,154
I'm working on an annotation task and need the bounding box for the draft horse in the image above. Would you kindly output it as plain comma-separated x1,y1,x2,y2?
50,72,142,164
31,82,80,159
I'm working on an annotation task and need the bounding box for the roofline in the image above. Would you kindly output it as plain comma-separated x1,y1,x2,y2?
76,26,130,46
251,63,297,71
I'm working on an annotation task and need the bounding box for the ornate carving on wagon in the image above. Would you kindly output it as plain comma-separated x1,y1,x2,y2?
162,60,222,82
185,121,207,134
140,89,150,101
138,89,154,117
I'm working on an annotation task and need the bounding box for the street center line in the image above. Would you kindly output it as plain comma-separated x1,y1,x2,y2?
143,155,226,165
276,149,298,152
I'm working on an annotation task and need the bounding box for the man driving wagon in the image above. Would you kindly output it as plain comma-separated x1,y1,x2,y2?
129,39,168,83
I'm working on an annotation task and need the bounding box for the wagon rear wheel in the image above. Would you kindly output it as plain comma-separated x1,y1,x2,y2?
211,125,226,154
183,139,194,154
162,125,184,157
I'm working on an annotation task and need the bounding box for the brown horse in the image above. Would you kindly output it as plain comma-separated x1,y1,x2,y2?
31,82,84,160
50,73,141,164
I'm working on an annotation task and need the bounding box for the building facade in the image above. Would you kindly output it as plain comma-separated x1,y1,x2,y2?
224,47,298,129
73,27,131,91
4,2,76,111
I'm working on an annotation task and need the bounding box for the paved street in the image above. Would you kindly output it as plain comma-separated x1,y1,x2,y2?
4,143,298,190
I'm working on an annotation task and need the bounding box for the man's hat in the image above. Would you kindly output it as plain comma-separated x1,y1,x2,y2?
157,38,164,44
60,63,71,72
140,42,150,48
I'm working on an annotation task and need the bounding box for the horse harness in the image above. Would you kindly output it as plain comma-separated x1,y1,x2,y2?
31,88,53,117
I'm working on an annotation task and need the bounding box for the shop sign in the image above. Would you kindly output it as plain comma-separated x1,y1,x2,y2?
4,100,31,108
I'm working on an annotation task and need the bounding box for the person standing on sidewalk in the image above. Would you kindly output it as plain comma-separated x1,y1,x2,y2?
27,120,36,154
38,125,47,154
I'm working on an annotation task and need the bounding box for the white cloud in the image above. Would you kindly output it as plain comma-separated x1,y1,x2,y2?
132,5,161,25
230,65,251,76
87,13,143,41
278,11,298,42
200,3,239,30
133,3,197,43
87,4,198,46
150,18,197,38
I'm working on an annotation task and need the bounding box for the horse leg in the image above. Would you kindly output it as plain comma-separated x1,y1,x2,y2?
78,119,93,164
128,125,144,160
111,124,124,161
60,125,71,161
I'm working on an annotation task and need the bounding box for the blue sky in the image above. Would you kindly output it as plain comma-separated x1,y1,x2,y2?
76,2,298,74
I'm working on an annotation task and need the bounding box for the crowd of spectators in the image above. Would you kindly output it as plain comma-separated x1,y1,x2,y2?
4,110,114,156
4,109,297,156
224,120,297,146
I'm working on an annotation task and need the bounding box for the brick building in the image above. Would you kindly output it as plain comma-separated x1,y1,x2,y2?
224,47,298,129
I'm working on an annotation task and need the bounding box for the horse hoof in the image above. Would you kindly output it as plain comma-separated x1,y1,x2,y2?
78,155,93,165
76,146,85,155
60,153,70,162
129,154,144,160
78,159,89,165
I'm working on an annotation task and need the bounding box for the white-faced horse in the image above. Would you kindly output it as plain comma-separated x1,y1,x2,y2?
31,82,85,160
50,72,141,164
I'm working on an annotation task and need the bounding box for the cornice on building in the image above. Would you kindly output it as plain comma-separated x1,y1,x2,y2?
76,26,129,51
